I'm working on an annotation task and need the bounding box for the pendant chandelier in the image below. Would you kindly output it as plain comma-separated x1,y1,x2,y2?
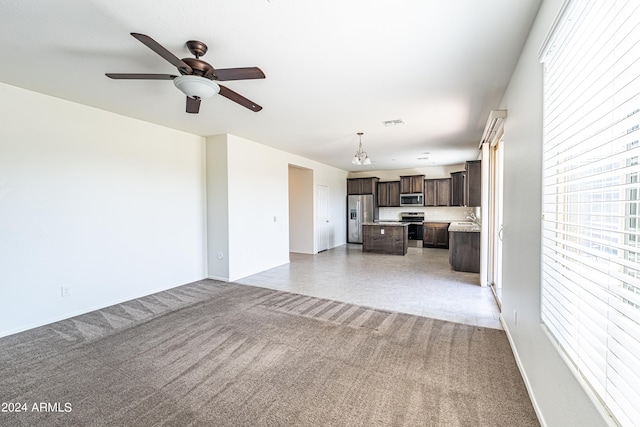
351,132,371,165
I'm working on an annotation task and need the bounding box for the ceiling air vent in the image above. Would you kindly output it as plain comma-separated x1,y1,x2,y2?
382,119,404,127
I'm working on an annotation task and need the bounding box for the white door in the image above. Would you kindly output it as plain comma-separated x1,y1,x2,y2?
316,185,330,252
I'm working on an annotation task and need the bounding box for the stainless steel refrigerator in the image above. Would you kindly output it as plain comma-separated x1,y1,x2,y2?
348,194,375,243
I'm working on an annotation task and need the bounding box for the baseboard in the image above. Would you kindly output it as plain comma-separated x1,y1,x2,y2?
499,314,547,427
1,315,79,339
207,275,229,282
1,278,207,339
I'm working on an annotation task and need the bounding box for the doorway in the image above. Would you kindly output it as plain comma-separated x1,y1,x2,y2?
288,165,314,254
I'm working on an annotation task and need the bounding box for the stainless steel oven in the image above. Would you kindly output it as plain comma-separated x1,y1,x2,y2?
401,212,425,241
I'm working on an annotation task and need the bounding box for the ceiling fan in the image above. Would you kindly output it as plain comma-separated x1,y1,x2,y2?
106,33,265,114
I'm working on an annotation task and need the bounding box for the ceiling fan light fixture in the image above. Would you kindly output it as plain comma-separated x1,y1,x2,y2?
173,75,220,99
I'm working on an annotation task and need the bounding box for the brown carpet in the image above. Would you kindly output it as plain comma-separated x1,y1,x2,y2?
0,280,539,426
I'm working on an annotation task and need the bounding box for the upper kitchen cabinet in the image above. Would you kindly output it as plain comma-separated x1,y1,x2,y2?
347,177,379,195
400,175,425,194
465,160,481,207
450,171,465,207
378,181,401,207
424,178,451,206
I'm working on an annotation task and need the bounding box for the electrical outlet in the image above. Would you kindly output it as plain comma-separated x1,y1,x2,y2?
380,229,385,235
61,286,71,298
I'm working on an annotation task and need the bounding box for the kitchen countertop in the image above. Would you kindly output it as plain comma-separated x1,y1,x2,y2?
448,221,481,232
375,219,481,232
365,222,409,226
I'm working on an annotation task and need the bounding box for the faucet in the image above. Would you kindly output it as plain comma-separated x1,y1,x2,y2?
466,212,479,225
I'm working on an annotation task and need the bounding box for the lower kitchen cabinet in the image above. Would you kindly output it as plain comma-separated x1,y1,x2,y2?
449,231,480,273
423,223,449,248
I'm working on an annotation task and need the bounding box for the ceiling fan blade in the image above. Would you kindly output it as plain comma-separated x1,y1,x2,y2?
105,73,177,80
186,96,201,114
207,67,266,81
218,85,262,112
130,33,193,74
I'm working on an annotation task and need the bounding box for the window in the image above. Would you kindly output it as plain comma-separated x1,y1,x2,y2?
540,1,640,426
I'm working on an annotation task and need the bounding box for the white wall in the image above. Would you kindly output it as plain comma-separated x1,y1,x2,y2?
206,134,348,282
288,166,314,254
227,135,291,280
499,2,611,425
0,83,207,337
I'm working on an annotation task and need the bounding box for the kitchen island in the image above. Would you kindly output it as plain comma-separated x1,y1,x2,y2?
362,222,409,255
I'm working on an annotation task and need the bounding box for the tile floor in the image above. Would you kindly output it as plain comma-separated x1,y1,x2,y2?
236,243,503,329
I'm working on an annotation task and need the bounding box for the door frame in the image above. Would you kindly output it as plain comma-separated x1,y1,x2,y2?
487,133,505,306
316,184,330,252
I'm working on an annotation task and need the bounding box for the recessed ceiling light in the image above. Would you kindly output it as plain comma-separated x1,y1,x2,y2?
382,119,404,127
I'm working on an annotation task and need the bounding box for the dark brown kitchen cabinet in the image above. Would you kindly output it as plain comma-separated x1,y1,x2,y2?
388,181,400,206
465,160,481,207
363,223,408,255
424,179,451,206
400,175,425,194
423,223,450,248
347,177,379,195
377,181,400,207
449,230,480,273
450,171,465,207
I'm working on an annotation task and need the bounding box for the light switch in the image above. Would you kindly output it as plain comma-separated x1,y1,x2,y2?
381,229,385,234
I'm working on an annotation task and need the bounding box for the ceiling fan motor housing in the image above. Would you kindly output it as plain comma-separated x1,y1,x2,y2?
180,57,215,77
179,40,216,78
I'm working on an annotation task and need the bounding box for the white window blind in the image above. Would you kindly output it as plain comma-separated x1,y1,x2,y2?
540,1,640,426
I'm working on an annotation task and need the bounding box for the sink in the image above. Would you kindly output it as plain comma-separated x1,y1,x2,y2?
450,221,481,232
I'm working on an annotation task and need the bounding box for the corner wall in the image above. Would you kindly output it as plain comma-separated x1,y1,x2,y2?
0,83,207,337
499,1,611,425
206,135,230,281
205,134,348,282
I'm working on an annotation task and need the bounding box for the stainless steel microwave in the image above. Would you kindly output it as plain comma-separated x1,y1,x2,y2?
400,193,424,206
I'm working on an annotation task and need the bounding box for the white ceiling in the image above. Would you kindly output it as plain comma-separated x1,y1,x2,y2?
0,0,540,172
